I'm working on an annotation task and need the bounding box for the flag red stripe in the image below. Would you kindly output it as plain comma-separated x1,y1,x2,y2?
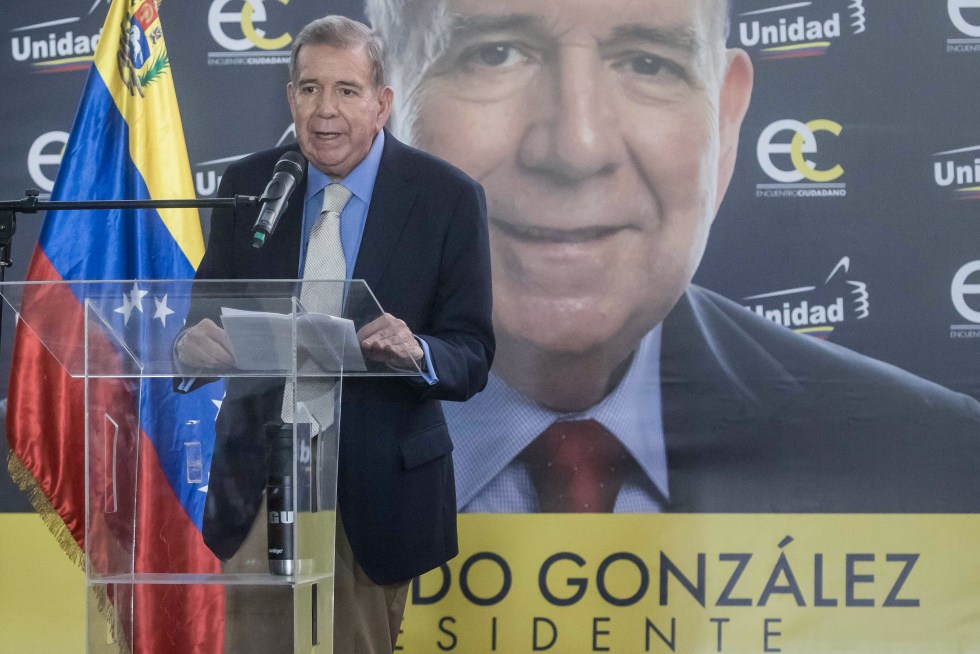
8,248,224,652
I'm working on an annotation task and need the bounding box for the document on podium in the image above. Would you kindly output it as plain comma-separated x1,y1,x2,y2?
219,307,367,373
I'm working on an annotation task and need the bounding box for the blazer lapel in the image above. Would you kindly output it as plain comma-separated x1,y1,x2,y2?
272,175,307,278
660,286,804,511
351,133,418,292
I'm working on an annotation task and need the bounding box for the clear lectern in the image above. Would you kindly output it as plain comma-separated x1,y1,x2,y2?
2,278,419,653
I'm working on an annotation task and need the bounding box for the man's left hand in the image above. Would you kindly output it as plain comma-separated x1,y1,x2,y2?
358,313,424,369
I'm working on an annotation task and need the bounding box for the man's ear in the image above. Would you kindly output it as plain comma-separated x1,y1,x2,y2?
377,85,394,130
286,82,297,117
714,48,754,213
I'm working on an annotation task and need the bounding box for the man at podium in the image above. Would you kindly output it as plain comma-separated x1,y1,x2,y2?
177,15,493,653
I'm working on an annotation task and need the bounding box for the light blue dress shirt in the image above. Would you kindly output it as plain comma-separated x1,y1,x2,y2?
299,130,384,274
444,326,669,512
299,131,437,383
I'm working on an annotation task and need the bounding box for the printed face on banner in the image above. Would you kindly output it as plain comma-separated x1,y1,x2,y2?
287,43,393,177
409,0,751,404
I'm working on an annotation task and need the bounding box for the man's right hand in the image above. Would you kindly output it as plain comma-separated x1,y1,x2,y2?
176,318,235,369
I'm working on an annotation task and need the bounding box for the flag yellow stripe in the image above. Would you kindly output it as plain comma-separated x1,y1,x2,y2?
92,0,204,268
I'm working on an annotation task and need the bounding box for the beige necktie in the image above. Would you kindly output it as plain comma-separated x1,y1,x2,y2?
281,183,353,432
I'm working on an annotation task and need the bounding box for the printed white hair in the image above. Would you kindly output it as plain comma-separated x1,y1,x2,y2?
365,0,732,143
365,0,455,143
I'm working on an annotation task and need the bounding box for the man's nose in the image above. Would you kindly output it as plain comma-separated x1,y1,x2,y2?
518,47,623,183
316,90,340,117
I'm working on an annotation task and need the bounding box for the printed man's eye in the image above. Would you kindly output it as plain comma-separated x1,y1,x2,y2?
465,42,528,68
631,54,667,75
611,51,690,86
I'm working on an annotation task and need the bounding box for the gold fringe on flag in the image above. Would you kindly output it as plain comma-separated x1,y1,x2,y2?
7,449,130,653
6,449,83,567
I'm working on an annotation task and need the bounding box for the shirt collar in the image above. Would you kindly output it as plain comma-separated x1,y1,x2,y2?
304,129,385,207
444,325,668,507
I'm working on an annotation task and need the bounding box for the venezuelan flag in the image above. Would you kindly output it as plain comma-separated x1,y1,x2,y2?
7,0,224,651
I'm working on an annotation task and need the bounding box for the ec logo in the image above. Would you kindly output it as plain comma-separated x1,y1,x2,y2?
208,0,291,52
28,131,69,192
949,0,980,37
757,119,844,184
952,261,980,323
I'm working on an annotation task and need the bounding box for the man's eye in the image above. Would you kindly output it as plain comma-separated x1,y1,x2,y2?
301,85,319,95
463,42,528,68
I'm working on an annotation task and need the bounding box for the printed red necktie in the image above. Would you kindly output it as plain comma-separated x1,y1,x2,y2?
520,419,635,512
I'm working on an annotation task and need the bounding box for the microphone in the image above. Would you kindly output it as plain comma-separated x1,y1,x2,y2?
251,151,306,248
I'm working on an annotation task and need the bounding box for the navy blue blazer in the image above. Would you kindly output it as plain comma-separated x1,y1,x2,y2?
192,132,494,583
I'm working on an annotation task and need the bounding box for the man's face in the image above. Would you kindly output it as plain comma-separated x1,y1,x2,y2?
288,43,392,177
410,0,750,366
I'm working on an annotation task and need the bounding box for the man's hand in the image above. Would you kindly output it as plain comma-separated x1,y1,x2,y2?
176,318,235,369
357,313,424,369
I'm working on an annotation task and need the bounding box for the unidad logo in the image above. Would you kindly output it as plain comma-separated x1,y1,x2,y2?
743,257,869,340
933,144,980,201
207,0,292,66
193,124,294,196
28,130,69,194
950,261,980,338
755,119,846,198
947,0,980,53
9,16,102,74
737,0,866,60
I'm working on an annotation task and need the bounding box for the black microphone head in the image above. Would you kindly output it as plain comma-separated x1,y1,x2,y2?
273,150,307,181
252,150,307,249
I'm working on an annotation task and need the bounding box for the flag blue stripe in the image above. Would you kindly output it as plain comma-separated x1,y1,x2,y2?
37,66,220,530
41,69,196,282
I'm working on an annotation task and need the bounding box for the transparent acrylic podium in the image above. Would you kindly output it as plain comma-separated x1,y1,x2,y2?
1,279,419,653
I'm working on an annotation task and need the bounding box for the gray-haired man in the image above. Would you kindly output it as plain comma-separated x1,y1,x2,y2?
365,0,980,515
183,15,493,652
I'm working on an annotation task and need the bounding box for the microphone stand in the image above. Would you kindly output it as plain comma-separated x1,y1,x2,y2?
0,187,258,380
0,188,259,269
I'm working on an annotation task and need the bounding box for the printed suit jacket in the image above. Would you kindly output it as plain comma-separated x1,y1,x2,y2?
661,285,980,512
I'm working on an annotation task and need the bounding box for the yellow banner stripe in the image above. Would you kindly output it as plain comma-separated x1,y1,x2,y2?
33,56,95,67
400,514,980,652
763,41,832,53
794,326,834,335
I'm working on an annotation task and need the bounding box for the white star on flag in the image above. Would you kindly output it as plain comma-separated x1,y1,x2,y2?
128,282,149,315
154,294,175,327
114,294,135,324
